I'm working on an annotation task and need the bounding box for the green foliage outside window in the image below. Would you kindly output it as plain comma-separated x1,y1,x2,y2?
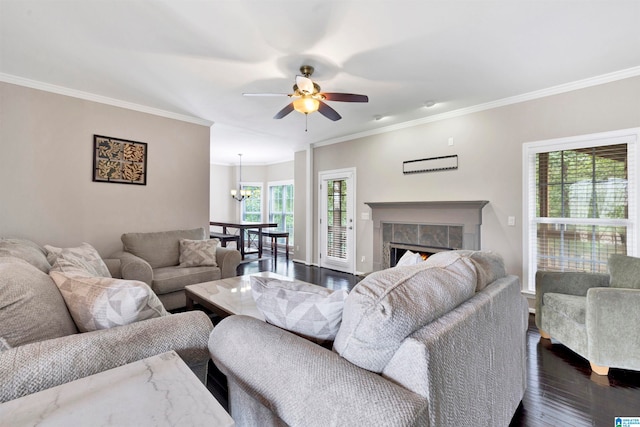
242,185,262,222
269,184,294,244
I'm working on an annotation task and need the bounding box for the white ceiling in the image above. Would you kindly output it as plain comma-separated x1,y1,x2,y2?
2,1,640,165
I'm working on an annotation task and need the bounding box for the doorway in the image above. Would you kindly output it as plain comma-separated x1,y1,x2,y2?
318,168,356,274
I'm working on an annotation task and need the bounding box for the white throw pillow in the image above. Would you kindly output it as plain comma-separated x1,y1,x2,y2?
250,276,348,342
395,250,424,267
49,271,169,332
44,243,111,277
179,238,219,267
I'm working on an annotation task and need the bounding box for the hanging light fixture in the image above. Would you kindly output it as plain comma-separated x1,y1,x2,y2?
230,153,251,202
293,95,320,114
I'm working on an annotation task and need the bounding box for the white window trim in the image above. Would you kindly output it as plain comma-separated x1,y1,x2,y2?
522,127,640,292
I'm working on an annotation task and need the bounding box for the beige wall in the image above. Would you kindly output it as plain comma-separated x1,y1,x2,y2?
0,82,211,257
300,76,640,283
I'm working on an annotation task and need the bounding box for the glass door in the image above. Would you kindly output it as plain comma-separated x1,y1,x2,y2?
319,169,355,273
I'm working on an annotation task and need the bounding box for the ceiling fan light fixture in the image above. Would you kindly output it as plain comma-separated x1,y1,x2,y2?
293,96,320,114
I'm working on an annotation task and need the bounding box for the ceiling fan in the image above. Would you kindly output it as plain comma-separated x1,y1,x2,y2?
243,65,369,122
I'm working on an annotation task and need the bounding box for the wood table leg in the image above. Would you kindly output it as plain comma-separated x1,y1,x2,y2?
271,236,277,259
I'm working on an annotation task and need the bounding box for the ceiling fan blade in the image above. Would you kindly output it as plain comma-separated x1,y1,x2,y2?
296,75,315,95
243,93,291,97
274,102,295,119
322,93,369,102
317,101,342,121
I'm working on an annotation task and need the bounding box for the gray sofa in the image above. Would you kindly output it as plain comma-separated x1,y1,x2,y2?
535,254,640,376
114,227,242,310
209,250,529,427
0,238,213,403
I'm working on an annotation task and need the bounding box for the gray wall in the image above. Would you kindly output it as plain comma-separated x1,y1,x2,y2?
299,76,640,285
0,82,211,257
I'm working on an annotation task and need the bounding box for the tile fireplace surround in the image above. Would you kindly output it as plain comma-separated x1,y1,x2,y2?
365,201,489,271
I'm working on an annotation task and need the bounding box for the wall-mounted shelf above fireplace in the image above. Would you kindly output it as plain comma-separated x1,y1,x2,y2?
365,200,489,210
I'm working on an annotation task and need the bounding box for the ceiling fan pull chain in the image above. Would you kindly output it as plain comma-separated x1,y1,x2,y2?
305,113,308,132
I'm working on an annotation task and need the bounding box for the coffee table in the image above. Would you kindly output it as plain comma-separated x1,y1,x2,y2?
0,351,234,426
185,272,296,319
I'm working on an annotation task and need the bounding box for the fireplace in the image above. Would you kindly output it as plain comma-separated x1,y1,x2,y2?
365,201,489,271
388,242,453,267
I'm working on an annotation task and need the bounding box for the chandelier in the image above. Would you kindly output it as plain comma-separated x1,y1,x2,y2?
230,153,251,202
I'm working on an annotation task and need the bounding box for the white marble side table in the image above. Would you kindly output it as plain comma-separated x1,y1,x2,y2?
0,351,234,427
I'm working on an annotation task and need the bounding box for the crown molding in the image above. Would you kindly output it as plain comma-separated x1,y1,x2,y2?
0,73,214,127
313,66,640,148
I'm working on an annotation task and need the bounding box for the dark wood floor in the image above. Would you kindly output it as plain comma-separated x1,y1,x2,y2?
209,254,640,426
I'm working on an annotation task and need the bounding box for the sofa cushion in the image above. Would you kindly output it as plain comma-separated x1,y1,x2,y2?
179,238,219,267
45,243,111,277
121,228,206,269
251,276,348,342
428,250,506,291
0,257,77,347
608,254,640,289
152,265,220,295
49,271,169,332
334,251,477,372
0,238,51,273
543,292,586,324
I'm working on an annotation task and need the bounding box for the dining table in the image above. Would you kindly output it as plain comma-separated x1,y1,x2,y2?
210,221,277,259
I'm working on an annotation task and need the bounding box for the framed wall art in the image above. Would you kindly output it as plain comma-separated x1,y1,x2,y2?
93,135,147,185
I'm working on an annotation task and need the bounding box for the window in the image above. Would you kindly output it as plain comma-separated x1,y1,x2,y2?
523,129,639,292
241,184,262,222
327,179,347,259
268,182,294,243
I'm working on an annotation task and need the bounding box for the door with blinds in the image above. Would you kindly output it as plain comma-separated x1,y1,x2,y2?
319,169,355,274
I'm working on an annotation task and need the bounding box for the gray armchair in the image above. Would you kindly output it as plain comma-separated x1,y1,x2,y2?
535,254,640,376
114,227,241,310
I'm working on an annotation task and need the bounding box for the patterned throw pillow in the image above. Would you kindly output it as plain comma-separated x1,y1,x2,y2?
179,239,219,267
49,271,169,332
0,337,12,352
250,276,348,342
45,243,111,277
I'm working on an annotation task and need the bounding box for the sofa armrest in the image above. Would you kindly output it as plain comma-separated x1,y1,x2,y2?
113,250,153,287
587,287,640,370
535,271,609,329
215,247,241,278
0,311,213,403
102,257,121,278
209,315,428,427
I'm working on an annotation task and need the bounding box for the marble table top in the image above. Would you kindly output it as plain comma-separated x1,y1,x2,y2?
0,351,234,427
186,271,297,319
